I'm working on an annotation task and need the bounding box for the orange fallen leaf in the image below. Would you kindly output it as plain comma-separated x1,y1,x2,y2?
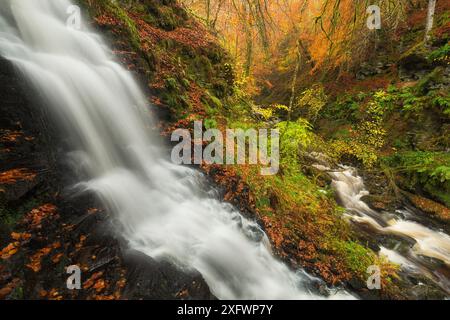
117,278,126,289
48,288,62,300
93,279,106,293
52,241,61,249
0,279,20,299
0,130,23,143
87,208,99,215
26,247,53,272
11,232,31,241
51,253,63,264
83,271,104,289
0,286,13,299
1,242,20,259
76,235,87,250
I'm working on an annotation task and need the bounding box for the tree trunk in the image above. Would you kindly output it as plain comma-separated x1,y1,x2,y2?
287,40,302,123
244,29,253,77
425,0,437,42
243,4,253,77
206,0,211,28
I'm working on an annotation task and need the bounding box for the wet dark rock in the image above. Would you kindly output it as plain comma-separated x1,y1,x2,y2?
361,194,396,212
244,224,265,243
360,170,402,212
396,271,448,300
346,278,381,300
398,45,433,82
356,61,394,80
122,250,215,300
303,166,333,187
351,224,381,252
1,179,41,203
399,53,430,72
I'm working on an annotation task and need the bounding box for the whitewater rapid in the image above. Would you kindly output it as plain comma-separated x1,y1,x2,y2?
315,164,450,294
0,0,353,299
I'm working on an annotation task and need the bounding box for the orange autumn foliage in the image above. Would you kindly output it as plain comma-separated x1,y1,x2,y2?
183,0,410,90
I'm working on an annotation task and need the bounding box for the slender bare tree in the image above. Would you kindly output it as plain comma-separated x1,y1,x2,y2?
425,0,437,42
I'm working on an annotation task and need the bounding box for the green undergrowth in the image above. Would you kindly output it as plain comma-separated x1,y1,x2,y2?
79,0,233,119
229,118,384,283
320,65,449,168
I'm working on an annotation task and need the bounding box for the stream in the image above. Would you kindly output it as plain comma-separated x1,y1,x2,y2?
0,0,353,300
313,161,450,296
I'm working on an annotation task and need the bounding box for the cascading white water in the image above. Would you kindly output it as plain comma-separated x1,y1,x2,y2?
316,164,450,294
0,0,354,299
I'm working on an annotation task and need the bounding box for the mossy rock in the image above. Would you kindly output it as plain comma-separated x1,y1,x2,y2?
405,192,450,224
415,67,444,94
188,55,213,82
142,0,186,31
398,42,432,72
164,77,179,91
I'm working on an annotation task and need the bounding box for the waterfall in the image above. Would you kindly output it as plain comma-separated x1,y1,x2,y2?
0,0,353,299
318,165,450,294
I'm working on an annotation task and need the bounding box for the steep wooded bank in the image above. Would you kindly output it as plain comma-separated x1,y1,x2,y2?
77,0,389,298
77,0,449,298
